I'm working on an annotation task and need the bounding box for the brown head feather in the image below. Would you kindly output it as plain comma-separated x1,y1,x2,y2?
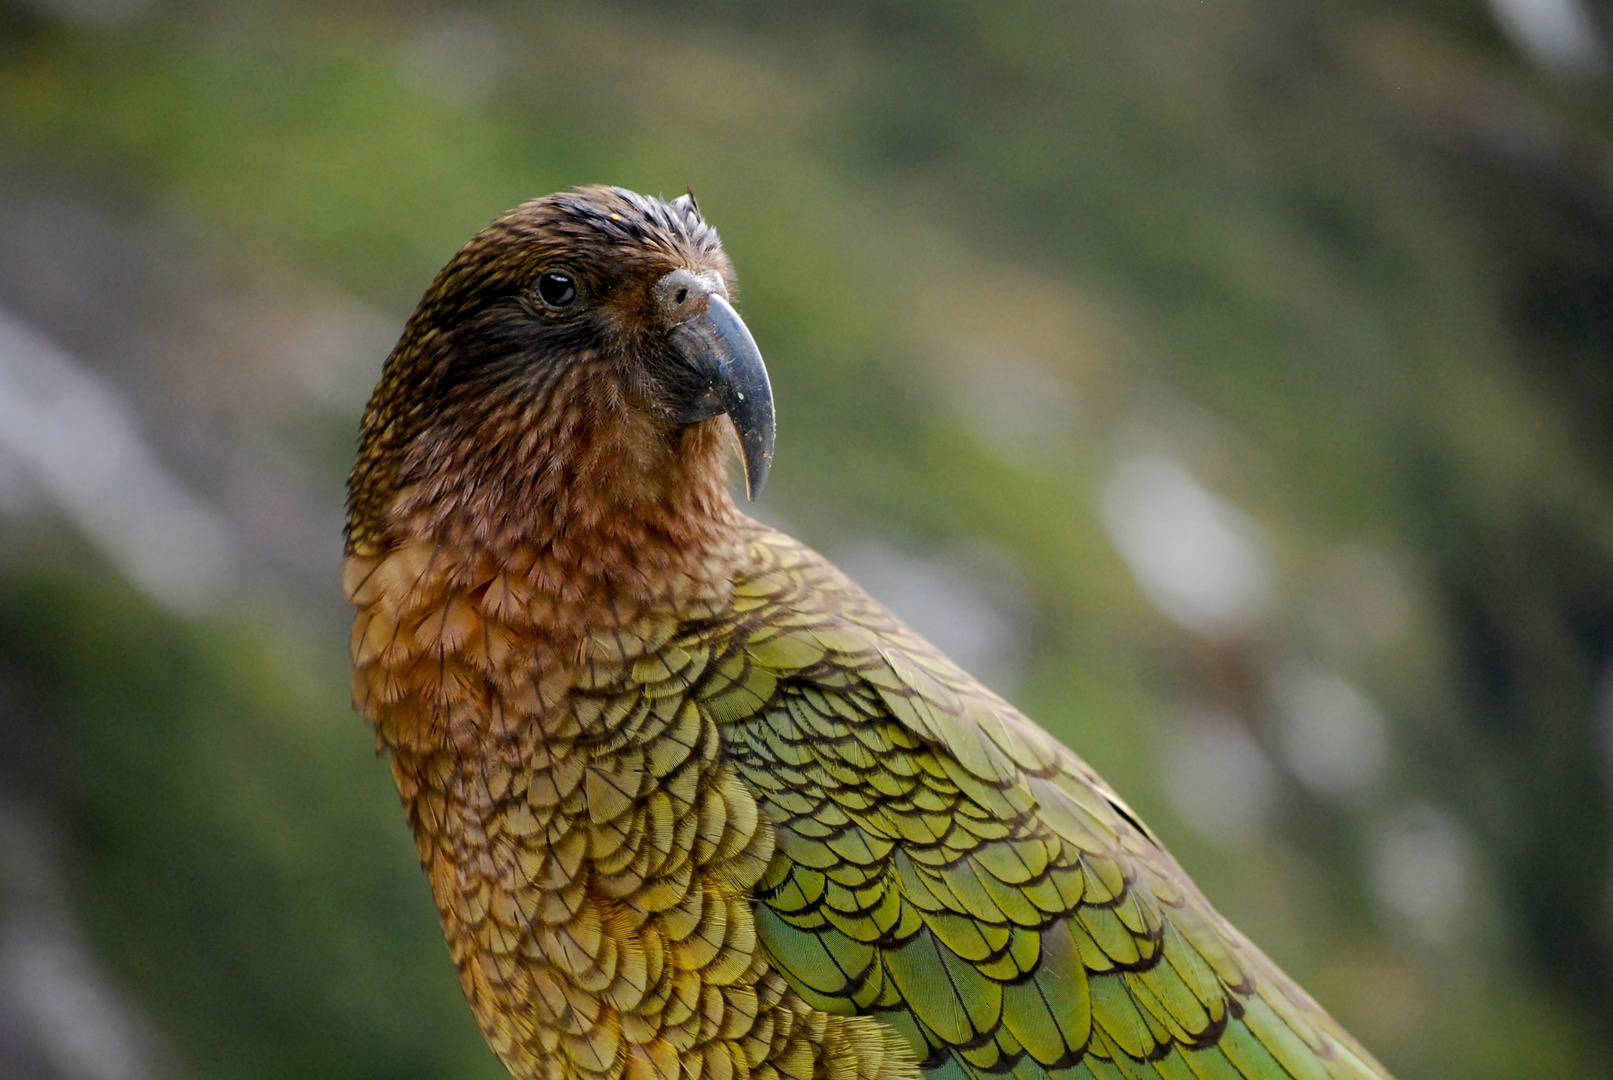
346,186,741,605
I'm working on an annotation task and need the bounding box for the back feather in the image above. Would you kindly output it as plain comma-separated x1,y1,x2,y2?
706,527,1390,1080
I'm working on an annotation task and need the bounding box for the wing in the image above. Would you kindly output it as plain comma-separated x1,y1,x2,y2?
705,530,1392,1080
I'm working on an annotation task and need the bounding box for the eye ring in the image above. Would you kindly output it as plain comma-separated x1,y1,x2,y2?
536,270,577,309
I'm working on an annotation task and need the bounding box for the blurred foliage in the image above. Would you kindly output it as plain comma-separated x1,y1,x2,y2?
0,565,492,1079
0,1,1611,1079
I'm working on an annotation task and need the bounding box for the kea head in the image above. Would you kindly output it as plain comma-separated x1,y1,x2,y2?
346,186,773,557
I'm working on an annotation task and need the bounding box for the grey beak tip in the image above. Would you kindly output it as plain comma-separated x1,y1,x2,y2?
732,415,773,502
746,457,771,502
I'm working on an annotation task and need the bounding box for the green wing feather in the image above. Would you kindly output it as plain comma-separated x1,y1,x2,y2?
706,529,1392,1080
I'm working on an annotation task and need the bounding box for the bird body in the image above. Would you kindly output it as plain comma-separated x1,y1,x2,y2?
346,187,1394,1080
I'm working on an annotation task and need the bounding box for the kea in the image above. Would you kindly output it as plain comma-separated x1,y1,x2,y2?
345,186,1393,1080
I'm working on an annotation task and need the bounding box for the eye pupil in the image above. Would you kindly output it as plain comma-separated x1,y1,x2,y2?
538,272,576,308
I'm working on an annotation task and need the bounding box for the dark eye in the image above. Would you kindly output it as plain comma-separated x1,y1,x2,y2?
537,271,577,309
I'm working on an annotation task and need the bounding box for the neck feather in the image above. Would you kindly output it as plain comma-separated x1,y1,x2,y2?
371,359,742,614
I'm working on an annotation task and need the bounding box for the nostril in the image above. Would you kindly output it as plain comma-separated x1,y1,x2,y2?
675,287,688,305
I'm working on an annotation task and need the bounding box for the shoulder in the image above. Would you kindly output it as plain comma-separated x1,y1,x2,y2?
715,520,1145,847
725,521,1075,751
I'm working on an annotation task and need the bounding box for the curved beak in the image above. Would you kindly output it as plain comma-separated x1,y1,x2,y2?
662,275,775,501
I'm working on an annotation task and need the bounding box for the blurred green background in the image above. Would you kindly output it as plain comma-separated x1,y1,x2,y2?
0,1,1611,1078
